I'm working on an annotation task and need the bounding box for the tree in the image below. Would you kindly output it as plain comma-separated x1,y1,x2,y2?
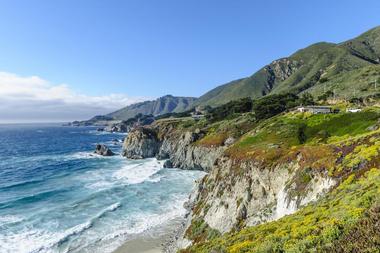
253,93,299,120
206,97,253,122
299,93,315,106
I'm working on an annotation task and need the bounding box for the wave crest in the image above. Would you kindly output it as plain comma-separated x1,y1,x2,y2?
112,159,162,185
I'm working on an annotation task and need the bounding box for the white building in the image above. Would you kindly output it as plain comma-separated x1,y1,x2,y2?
297,106,332,114
346,108,362,113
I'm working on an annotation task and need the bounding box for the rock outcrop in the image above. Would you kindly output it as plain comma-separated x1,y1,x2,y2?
105,114,155,133
187,158,335,234
122,126,228,171
94,144,114,156
122,127,160,159
156,131,225,171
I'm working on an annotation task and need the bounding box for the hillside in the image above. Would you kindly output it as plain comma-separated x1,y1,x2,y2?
107,95,196,120
194,26,380,107
178,108,380,252
71,95,196,126
121,99,380,252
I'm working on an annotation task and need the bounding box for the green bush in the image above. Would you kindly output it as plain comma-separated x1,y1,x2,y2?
252,93,307,120
206,98,253,122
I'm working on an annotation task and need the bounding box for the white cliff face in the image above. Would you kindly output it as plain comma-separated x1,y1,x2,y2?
187,158,336,236
194,159,291,233
273,172,336,220
299,176,336,206
274,186,298,219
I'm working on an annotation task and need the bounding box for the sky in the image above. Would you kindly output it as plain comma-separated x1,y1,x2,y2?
0,0,379,123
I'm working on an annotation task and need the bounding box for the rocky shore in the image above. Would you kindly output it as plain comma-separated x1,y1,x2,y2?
122,125,227,171
121,119,336,252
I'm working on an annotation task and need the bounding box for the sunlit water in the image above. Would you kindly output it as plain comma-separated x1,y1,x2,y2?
0,124,204,253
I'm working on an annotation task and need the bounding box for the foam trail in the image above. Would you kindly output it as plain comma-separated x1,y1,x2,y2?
113,159,162,184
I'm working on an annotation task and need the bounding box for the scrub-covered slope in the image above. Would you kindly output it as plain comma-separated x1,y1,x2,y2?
179,108,380,252
194,26,380,107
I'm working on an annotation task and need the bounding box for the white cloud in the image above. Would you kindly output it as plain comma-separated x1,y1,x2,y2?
0,72,147,123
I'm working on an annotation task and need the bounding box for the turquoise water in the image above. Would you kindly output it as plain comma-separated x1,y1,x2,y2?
0,124,204,253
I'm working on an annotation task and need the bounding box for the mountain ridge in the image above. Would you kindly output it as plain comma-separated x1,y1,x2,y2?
107,95,196,120
194,26,380,107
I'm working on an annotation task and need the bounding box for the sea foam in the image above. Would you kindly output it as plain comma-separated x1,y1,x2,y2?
112,159,162,185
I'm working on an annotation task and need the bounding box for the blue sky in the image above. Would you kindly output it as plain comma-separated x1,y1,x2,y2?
0,0,379,122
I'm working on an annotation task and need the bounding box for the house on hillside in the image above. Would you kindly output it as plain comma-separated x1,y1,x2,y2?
346,108,362,113
297,106,332,114
191,106,206,120
191,113,205,120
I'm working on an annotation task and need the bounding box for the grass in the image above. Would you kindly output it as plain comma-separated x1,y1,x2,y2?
225,108,380,163
303,109,380,143
194,113,256,148
185,218,221,244
307,65,380,100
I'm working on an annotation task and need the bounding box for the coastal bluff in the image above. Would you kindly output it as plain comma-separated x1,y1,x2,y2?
121,117,337,251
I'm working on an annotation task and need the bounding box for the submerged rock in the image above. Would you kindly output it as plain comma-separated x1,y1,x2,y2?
94,144,114,156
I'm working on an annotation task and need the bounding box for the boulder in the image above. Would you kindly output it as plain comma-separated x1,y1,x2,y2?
224,137,236,146
95,144,115,156
163,159,173,168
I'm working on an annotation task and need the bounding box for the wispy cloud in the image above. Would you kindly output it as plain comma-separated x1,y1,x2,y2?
0,72,147,123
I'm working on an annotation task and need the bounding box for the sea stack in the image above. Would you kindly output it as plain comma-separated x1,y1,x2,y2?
94,144,115,156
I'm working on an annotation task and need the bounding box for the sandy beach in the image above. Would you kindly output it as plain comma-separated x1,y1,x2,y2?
112,217,186,253
113,237,162,253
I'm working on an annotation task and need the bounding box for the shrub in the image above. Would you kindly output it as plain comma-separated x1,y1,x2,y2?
252,93,302,120
206,98,253,122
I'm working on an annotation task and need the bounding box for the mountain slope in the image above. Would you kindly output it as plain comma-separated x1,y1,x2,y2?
194,26,380,107
107,95,196,120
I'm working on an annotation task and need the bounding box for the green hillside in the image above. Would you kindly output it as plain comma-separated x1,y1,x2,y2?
194,26,380,107
179,108,380,252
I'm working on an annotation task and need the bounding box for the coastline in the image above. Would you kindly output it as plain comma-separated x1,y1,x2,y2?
113,216,187,253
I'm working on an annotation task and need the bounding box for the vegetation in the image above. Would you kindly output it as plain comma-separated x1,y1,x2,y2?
206,97,253,122
252,92,314,120
309,65,380,102
122,113,154,125
180,168,380,253
226,108,380,164
178,105,380,253
155,109,194,120
194,113,256,148
185,218,221,244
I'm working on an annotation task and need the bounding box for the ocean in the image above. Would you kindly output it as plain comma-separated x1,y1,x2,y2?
0,124,204,253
